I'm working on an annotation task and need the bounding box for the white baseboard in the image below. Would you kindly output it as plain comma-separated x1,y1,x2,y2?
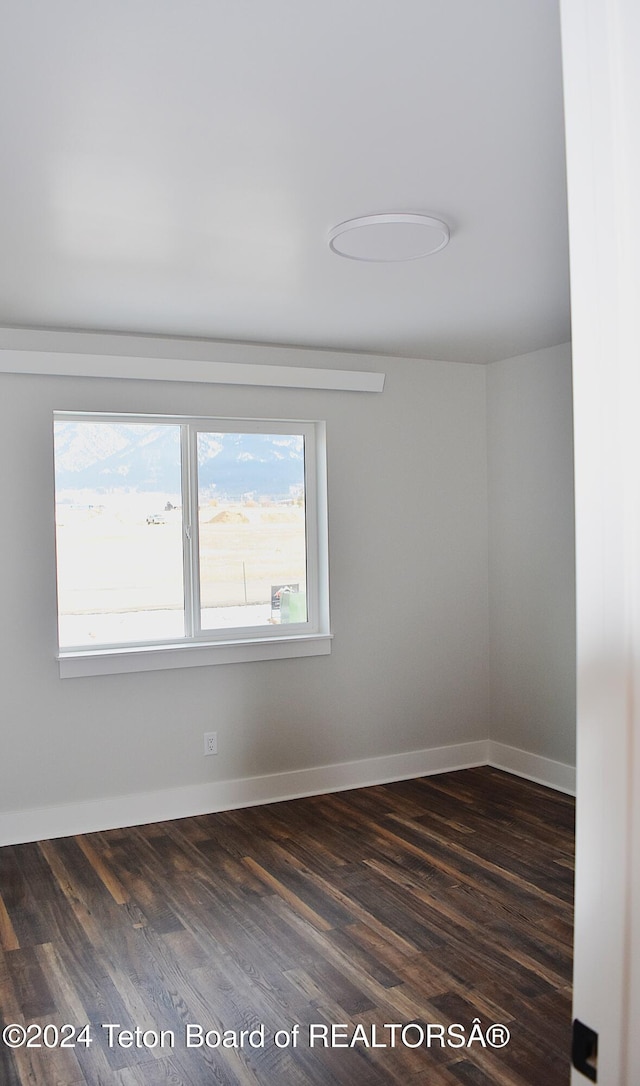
0,739,490,847
0,739,576,846
487,740,576,796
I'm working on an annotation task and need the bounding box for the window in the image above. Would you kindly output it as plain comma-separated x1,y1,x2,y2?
53,413,330,676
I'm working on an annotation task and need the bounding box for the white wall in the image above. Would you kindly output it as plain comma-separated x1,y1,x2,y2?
0,356,490,827
0,339,578,838
487,342,576,765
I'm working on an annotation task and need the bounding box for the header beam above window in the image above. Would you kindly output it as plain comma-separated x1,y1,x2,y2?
0,328,385,392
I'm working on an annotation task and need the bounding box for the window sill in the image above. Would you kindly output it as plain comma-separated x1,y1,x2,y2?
58,633,332,678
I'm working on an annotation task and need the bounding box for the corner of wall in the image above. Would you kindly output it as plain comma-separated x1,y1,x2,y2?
485,341,576,767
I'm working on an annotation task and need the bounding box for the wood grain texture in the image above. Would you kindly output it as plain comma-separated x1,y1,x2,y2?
0,767,574,1085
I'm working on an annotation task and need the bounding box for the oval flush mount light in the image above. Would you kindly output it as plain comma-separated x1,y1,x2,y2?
328,213,450,262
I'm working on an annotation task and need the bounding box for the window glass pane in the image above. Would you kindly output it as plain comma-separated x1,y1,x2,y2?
197,431,308,630
54,421,184,646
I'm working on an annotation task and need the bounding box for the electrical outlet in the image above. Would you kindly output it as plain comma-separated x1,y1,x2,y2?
203,731,218,756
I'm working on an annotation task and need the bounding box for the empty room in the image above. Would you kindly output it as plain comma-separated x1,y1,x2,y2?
1,1,638,1084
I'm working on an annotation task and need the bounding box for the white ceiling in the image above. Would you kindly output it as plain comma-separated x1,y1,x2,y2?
0,0,570,364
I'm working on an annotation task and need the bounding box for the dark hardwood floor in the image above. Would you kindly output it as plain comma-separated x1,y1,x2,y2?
0,767,574,1086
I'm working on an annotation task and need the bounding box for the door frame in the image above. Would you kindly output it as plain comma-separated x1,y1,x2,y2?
560,1,640,1081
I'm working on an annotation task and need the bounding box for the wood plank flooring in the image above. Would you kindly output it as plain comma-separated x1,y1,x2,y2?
0,767,575,1086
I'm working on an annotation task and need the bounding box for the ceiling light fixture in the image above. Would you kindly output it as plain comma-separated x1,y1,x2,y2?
328,213,450,262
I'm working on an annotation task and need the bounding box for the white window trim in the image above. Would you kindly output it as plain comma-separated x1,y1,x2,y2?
55,412,331,677
58,634,333,678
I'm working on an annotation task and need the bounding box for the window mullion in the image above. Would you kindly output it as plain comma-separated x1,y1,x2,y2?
180,424,201,638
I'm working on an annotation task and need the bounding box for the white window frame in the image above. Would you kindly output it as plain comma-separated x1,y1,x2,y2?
54,411,331,677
